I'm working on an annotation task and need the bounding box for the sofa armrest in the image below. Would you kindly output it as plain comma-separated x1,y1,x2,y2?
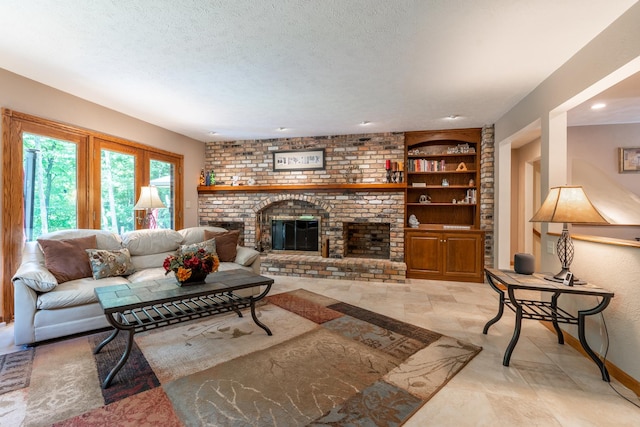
234,246,261,274
12,278,39,345
12,261,58,292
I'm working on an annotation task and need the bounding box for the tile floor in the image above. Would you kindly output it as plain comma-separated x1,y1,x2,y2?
1,275,639,426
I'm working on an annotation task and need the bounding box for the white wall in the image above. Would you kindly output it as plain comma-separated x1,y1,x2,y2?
569,124,640,240
0,67,205,229
495,3,640,382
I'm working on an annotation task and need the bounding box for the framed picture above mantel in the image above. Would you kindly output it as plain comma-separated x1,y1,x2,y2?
618,147,640,173
273,149,325,171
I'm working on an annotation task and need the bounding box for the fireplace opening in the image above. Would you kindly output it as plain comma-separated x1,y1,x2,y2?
344,222,390,259
271,217,320,252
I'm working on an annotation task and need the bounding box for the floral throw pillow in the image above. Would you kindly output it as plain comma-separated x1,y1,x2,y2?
85,248,136,280
178,238,217,257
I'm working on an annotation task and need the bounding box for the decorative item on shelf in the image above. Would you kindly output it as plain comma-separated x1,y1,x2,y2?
408,214,420,228
247,178,256,185
134,186,166,229
447,143,474,154
232,176,240,186
530,186,608,285
456,162,467,171
199,169,206,186
344,165,362,183
442,178,449,186
469,178,475,187
393,161,404,183
205,171,211,186
385,159,392,183
210,169,216,185
465,188,477,204
163,248,219,286
419,194,431,204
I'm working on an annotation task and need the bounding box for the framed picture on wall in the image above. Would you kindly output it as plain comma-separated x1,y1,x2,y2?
618,147,640,173
273,149,325,171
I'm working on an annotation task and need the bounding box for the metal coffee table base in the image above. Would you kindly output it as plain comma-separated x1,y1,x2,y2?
94,281,272,388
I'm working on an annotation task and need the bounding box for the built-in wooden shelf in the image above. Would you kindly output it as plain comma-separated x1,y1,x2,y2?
197,183,406,193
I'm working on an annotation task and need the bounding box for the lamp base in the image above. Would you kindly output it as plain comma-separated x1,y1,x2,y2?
544,268,586,285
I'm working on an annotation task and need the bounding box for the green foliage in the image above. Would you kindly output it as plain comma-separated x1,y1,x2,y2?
101,150,135,233
23,133,78,240
23,135,176,240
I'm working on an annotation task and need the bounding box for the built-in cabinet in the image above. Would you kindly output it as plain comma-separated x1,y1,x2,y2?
404,128,485,282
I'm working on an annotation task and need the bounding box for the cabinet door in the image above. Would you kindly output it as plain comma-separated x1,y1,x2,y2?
442,233,483,280
406,232,442,275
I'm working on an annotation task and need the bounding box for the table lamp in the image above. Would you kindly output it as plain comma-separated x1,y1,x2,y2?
134,186,166,229
530,186,608,284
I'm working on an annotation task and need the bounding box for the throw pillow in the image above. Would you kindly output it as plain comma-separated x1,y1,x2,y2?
37,235,97,283
178,237,217,257
204,230,240,262
85,248,136,280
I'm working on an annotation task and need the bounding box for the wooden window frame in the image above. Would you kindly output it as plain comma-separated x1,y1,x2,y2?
1,109,183,322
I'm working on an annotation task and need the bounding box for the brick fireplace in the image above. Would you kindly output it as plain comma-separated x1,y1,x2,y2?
199,190,407,282
198,128,494,282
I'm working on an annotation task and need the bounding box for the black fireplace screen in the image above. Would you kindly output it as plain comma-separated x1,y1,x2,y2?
271,219,319,251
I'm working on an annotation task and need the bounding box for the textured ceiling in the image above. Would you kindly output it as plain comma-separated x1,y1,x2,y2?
0,0,636,142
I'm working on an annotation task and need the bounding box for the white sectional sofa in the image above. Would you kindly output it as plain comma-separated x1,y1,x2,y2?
12,226,261,346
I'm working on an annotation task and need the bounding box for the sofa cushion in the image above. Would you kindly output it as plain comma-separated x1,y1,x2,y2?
178,226,229,246
12,261,58,292
86,248,136,280
37,235,96,283
36,276,129,310
127,267,173,283
37,229,122,250
121,229,183,255
204,230,239,262
130,251,177,271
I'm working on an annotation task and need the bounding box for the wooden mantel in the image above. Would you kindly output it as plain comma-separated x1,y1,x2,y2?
197,183,407,193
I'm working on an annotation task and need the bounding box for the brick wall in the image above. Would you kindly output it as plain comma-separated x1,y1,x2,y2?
203,133,405,186
200,128,496,280
481,125,495,268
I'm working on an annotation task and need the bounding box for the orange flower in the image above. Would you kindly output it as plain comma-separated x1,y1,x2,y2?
176,267,192,281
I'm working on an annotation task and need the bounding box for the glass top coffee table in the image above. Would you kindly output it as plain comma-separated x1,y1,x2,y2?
93,269,274,388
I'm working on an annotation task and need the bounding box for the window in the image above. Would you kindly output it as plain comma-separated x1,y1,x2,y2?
150,157,176,230
101,148,136,234
2,109,184,321
23,133,80,241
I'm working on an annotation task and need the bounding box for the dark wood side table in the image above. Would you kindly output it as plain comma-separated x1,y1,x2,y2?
483,268,614,381
93,269,274,388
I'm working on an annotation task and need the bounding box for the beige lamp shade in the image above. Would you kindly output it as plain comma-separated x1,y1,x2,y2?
530,186,608,224
134,186,166,210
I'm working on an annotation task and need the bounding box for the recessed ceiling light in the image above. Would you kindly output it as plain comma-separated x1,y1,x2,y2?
445,114,461,120
278,127,287,131
591,103,606,110
208,131,217,136
360,121,371,125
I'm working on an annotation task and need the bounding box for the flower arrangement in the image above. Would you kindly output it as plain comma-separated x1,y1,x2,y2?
163,248,219,284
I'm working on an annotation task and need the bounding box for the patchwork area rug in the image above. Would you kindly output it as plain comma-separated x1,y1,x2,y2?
0,289,481,426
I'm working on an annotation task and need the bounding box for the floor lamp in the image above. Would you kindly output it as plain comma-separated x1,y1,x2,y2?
530,186,608,285
134,186,166,229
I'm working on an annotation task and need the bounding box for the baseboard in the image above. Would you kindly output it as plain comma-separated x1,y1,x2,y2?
541,321,640,398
